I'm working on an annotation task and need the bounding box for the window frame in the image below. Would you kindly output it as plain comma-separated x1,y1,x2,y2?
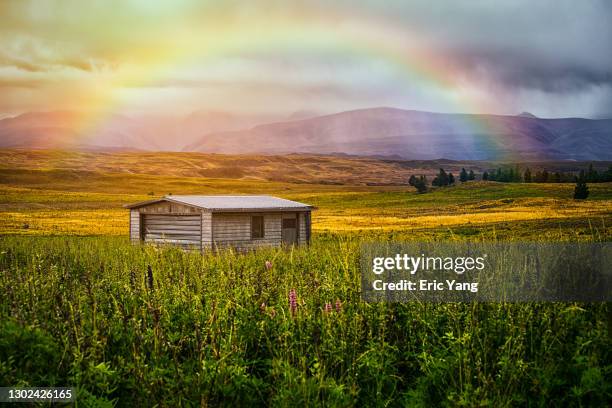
251,215,265,239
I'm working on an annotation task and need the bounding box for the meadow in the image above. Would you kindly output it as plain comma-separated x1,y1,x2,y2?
0,150,611,406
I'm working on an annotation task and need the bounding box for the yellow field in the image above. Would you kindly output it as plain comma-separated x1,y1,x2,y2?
1,181,611,239
1,150,610,239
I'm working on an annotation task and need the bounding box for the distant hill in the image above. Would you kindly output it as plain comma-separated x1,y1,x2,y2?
1,107,611,160
185,107,612,160
2,149,608,188
0,110,278,151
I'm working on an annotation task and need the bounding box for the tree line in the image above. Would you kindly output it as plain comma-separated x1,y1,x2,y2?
409,164,611,198
483,164,612,183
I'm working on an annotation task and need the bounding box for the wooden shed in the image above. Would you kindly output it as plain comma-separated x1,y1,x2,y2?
124,195,313,251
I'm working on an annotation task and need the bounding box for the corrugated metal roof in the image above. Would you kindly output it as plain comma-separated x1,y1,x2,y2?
125,195,313,211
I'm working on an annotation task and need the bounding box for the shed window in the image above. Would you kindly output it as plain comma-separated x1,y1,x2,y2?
251,215,264,239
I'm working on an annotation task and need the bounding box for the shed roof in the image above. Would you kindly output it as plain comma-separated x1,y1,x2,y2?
124,195,313,212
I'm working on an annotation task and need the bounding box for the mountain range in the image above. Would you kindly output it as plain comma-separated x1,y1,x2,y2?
1,107,610,160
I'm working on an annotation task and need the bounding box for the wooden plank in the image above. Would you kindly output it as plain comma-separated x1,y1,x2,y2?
144,220,201,226
143,216,200,220
145,238,201,245
145,236,201,242
145,239,200,244
145,215,200,222
144,225,200,231
144,217,201,221
144,227,200,233
143,214,201,219
144,233,202,239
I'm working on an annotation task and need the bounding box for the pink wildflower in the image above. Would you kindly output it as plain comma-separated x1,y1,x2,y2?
289,288,298,316
265,261,273,271
260,302,266,313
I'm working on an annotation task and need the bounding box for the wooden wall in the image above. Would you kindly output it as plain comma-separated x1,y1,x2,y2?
201,211,212,250
142,214,202,249
298,212,307,245
130,209,141,243
212,212,283,251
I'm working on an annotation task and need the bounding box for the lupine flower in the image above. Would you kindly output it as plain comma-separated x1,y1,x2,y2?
265,261,273,270
324,302,332,314
289,288,298,316
335,299,342,313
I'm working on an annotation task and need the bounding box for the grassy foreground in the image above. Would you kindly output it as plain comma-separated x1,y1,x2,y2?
1,234,610,407
1,150,611,406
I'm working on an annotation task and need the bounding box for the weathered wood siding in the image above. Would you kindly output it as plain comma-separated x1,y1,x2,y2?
298,212,307,245
303,211,312,244
212,212,283,251
201,211,212,250
130,209,141,243
138,201,200,214
142,214,202,249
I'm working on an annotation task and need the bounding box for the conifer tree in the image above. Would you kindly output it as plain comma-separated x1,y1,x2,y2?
413,175,428,193
573,171,589,199
432,168,450,186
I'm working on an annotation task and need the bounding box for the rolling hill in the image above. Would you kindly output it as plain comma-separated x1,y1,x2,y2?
1,107,610,160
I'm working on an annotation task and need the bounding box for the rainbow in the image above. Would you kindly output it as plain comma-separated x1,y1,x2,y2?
58,4,527,158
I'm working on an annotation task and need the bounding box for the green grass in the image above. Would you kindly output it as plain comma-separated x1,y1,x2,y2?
0,235,610,407
1,150,611,406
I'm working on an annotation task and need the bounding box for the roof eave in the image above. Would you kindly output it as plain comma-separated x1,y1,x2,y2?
124,196,207,209
124,197,316,211
123,198,166,209
209,206,315,213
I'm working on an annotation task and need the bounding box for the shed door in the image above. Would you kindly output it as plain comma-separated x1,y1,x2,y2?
281,213,298,245
142,214,201,249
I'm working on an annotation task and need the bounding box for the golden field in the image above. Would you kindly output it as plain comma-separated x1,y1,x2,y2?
0,150,610,240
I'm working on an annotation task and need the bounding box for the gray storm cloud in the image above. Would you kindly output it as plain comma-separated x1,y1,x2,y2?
333,0,612,117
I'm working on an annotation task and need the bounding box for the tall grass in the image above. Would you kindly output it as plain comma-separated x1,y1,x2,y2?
0,234,610,407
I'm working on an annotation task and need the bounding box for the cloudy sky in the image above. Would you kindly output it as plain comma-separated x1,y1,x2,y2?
1,0,611,119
